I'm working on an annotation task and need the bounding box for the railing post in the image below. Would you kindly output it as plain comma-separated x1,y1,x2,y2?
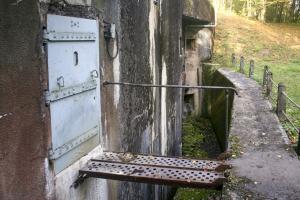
231,53,236,67
263,65,269,87
240,56,245,74
249,60,254,79
225,89,229,150
266,72,273,98
276,83,286,120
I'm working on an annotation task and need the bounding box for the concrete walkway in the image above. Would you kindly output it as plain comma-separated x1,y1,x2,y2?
219,68,300,199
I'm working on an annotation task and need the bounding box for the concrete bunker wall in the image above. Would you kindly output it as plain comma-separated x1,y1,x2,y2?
183,27,214,116
102,1,183,199
182,0,215,116
184,0,214,22
0,0,183,200
0,1,47,200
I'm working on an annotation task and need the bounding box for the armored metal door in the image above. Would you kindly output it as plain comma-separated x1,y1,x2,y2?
45,14,101,173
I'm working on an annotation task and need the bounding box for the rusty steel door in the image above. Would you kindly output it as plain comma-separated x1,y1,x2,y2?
45,14,101,173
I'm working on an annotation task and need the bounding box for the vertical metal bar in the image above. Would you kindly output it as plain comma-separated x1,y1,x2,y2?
225,89,229,150
231,53,236,67
276,83,286,120
197,68,201,115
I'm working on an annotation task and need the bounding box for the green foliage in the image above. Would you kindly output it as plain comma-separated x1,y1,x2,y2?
174,188,221,200
226,0,300,23
182,115,208,158
174,116,221,199
265,0,291,23
232,0,246,14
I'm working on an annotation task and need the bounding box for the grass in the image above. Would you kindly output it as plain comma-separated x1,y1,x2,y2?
173,116,221,199
181,116,207,158
213,12,300,141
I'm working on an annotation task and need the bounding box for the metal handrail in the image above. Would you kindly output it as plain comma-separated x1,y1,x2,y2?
103,80,237,150
102,81,239,95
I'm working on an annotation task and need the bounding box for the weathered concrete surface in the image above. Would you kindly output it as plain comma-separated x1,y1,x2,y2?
0,1,47,200
184,28,214,115
100,0,184,199
183,0,214,24
53,146,108,200
219,68,300,199
182,0,215,116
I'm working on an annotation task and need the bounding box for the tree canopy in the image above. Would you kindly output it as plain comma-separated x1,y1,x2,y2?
219,0,300,23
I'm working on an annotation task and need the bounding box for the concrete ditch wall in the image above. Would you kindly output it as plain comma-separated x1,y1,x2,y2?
202,67,235,151
210,70,235,151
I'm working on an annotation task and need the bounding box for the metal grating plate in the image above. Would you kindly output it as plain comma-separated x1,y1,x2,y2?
92,152,230,172
79,152,229,189
80,160,226,189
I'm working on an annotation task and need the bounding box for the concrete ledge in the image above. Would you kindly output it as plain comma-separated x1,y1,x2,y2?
219,68,300,199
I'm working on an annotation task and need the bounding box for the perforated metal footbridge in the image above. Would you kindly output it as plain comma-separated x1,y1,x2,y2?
77,152,230,189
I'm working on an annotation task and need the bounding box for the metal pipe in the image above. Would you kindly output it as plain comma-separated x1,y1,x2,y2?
103,81,239,95
104,81,235,151
225,89,229,150
201,63,220,66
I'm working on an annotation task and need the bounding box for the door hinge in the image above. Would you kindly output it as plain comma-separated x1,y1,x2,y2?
49,126,99,160
45,79,97,105
43,30,96,43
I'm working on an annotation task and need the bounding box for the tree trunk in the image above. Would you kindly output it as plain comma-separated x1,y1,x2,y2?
260,0,266,22
229,0,233,13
